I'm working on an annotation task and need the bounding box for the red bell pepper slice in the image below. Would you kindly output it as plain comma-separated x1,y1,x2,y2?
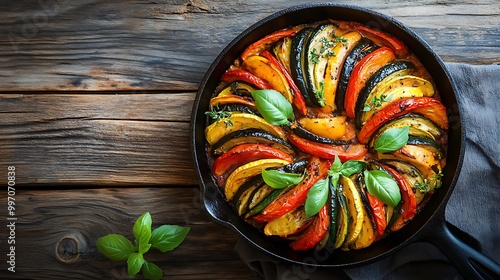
252,156,331,223
352,23,408,57
241,27,302,60
260,50,308,117
378,163,417,232
288,134,368,161
290,204,330,251
358,97,448,144
344,46,396,119
221,69,273,89
366,191,387,239
212,144,294,186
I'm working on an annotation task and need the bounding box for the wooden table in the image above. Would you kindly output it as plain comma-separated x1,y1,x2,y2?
0,1,498,279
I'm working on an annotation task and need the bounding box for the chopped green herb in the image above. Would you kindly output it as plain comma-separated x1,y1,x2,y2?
310,48,320,64
334,35,348,45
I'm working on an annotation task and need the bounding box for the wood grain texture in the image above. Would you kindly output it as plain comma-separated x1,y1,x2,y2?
0,93,197,186
0,187,255,279
0,0,498,91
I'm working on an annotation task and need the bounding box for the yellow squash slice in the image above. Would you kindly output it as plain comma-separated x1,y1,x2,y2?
243,55,293,102
297,116,347,140
205,113,286,145
224,159,291,201
340,176,364,248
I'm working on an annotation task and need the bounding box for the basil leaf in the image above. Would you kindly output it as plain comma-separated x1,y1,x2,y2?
305,178,329,218
127,252,145,278
340,160,367,178
363,170,401,207
329,155,342,174
142,261,163,280
96,234,135,261
133,212,152,252
262,169,304,189
150,225,190,253
251,89,294,126
374,126,409,153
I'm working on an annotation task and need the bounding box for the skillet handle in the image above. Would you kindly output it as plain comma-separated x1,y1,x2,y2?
421,220,500,280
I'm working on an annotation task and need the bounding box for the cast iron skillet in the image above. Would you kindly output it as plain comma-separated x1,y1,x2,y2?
191,3,500,279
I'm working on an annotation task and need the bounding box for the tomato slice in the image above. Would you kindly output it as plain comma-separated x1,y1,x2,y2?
252,156,331,223
290,204,330,251
212,144,293,186
221,69,273,89
378,163,417,232
288,134,368,161
344,46,396,118
358,97,448,144
366,191,387,239
260,50,308,116
241,27,302,60
352,24,408,56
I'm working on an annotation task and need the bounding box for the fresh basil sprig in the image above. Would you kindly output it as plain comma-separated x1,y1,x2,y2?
251,89,294,126
305,156,367,217
374,126,409,153
262,169,304,189
363,170,401,207
97,212,190,280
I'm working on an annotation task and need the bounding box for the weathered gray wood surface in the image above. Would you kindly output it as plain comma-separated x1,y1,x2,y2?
0,0,498,279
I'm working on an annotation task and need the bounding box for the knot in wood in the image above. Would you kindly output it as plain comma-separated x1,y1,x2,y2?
56,237,80,264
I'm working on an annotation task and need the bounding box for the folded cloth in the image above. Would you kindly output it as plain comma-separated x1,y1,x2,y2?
235,62,500,280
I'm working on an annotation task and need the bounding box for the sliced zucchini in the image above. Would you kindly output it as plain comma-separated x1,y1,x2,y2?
349,173,376,249
245,188,284,219
247,183,274,211
263,207,311,238
211,128,295,156
368,113,443,149
224,158,291,201
335,38,376,111
232,175,264,216
231,81,255,96
359,74,436,128
290,28,314,106
305,23,342,107
218,104,260,116
205,113,286,145
354,61,415,128
320,176,339,254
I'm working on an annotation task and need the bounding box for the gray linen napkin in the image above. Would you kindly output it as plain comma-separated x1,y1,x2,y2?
235,62,500,280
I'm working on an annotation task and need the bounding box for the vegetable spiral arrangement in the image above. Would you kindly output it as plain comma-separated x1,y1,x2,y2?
204,20,448,253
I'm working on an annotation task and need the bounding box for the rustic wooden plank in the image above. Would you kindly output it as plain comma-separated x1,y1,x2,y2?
0,93,198,186
0,187,255,279
0,0,498,91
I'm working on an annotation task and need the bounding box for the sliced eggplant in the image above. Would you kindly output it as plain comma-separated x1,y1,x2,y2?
334,184,350,249
335,38,376,111
322,176,339,254
211,128,295,156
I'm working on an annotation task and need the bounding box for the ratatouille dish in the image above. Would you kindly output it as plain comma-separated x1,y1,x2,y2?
203,19,448,253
